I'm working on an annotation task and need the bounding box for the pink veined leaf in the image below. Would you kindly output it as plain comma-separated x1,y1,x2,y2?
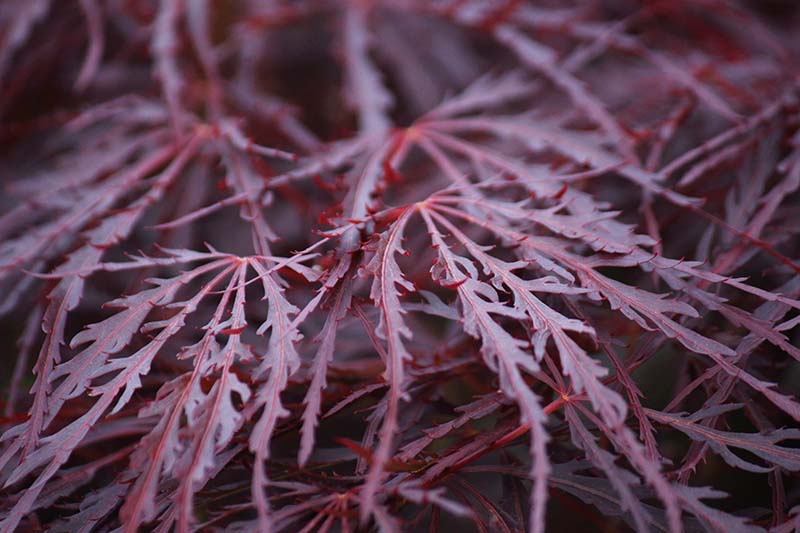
411,123,629,211
342,130,412,238
64,96,172,131
748,138,800,238
219,145,278,256
666,282,797,480
45,258,233,418
422,70,532,120
420,207,551,533
356,389,388,476
425,204,631,412
600,251,800,314
565,407,653,532
118,375,192,532
123,262,262,529
142,446,244,533
424,195,800,425
359,208,415,524
27,247,233,280
1,257,239,533
219,118,297,161
412,126,570,199
298,276,354,466
712,351,800,423
545,250,738,358
88,268,240,418
734,279,800,359
520,13,742,121
568,301,660,459
492,25,637,160
247,257,307,532
323,382,386,421
35,270,212,431
571,401,684,533
2,261,89,463
342,3,393,136
135,412,238,531
716,303,800,362
149,191,251,231
48,477,130,533
152,0,185,138
118,257,261,531
424,205,627,425
662,91,790,178
432,195,654,256
648,406,800,473
425,116,698,207
673,485,762,533
677,140,751,188
267,136,371,188
402,288,460,320
172,262,253,533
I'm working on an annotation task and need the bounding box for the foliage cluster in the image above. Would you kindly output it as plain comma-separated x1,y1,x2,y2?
1,1,800,531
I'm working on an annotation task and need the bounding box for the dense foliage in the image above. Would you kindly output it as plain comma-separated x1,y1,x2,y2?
1,1,800,531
